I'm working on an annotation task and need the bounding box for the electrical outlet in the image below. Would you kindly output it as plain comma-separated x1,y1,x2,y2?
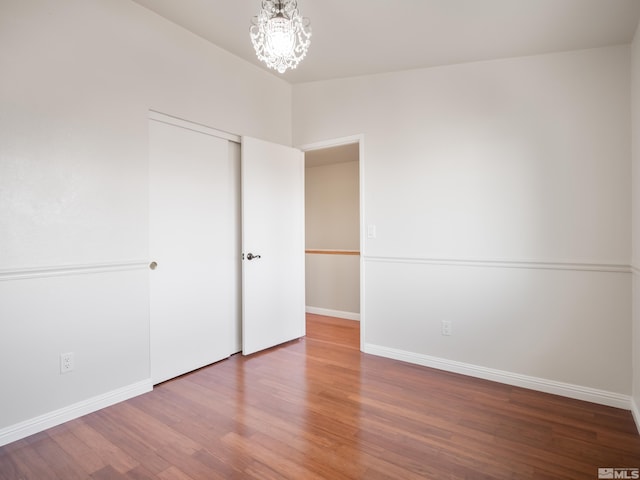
441,321,452,336
60,352,74,374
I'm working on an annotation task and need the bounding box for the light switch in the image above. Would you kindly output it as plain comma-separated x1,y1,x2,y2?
367,224,377,239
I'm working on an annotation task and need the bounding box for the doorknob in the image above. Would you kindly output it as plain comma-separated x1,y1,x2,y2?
149,261,158,270
246,253,261,260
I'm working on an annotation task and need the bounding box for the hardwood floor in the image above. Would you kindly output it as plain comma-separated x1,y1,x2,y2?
1,314,639,479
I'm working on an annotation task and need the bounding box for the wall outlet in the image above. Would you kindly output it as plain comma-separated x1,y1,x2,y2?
60,352,74,374
441,321,452,336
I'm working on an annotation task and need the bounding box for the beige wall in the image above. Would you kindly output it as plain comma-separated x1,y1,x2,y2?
305,160,360,317
306,161,359,249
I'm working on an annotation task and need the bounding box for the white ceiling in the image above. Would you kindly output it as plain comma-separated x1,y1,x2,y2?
131,0,640,84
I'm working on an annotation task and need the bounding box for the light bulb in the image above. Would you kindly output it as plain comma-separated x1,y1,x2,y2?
266,16,294,57
250,0,311,73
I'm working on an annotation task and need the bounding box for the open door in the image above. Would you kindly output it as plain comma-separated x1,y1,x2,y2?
241,136,305,355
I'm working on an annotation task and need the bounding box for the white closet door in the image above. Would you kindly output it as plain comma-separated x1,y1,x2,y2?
241,136,305,355
149,117,236,384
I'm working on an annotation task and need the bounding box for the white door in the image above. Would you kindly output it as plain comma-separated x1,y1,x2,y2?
149,116,237,384
241,136,305,355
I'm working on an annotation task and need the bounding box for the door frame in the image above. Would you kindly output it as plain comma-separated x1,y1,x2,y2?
298,134,365,351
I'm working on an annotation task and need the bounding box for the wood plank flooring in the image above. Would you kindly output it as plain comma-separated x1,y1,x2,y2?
1,314,639,479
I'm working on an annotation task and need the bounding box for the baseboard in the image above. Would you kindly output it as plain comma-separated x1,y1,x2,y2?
306,306,360,321
632,397,640,434
0,379,153,447
364,343,631,410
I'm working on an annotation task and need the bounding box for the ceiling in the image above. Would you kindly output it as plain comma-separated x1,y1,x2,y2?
131,0,640,84
305,143,359,168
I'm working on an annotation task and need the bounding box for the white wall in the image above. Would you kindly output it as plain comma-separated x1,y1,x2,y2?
0,0,291,445
632,21,640,426
1,0,635,445
294,46,632,405
305,161,360,317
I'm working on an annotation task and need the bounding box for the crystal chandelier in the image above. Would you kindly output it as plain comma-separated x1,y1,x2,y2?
250,0,311,74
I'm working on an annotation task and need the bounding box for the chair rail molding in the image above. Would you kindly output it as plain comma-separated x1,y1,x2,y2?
0,260,149,282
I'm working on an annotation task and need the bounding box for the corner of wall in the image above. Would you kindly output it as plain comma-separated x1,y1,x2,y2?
631,17,640,435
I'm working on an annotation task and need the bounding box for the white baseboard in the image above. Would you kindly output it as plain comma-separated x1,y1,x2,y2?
632,397,640,434
364,343,631,410
0,379,153,447
306,306,360,321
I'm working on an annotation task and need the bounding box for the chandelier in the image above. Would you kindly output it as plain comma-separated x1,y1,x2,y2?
250,0,311,74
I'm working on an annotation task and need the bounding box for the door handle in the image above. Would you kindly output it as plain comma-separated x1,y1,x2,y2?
149,261,158,270
246,253,261,260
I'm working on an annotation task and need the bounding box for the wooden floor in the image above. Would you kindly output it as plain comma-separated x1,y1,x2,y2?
1,314,639,479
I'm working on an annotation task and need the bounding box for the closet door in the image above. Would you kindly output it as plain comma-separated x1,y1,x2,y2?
149,115,236,384
241,136,305,355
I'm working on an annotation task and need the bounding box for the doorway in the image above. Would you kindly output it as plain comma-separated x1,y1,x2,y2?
301,136,364,349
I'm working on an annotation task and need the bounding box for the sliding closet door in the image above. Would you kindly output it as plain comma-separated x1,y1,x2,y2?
149,115,237,384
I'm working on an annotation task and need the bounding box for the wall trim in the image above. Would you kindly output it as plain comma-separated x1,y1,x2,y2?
364,343,631,410
306,249,360,256
149,110,240,144
0,380,152,447
364,255,631,274
306,306,360,321
0,260,149,282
